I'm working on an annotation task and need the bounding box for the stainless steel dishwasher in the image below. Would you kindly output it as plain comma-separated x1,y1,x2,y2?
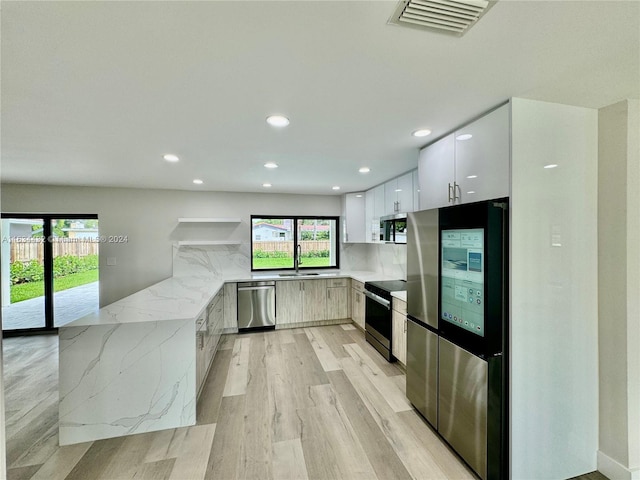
237,281,276,331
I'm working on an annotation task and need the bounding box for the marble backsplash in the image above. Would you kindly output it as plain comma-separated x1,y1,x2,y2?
172,244,252,277
173,242,407,280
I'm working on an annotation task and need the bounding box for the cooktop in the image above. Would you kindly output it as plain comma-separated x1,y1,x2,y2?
364,279,407,294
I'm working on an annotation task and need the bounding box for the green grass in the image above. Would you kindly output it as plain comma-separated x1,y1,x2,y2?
253,257,331,269
10,270,99,304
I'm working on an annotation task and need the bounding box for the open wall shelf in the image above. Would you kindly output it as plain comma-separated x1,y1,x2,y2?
177,217,241,223
176,240,242,246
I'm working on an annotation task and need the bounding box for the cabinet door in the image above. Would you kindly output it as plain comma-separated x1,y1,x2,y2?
396,172,414,213
326,286,349,320
365,189,376,243
276,281,302,325
384,178,398,216
418,134,455,210
343,193,366,243
351,288,365,329
392,310,407,364
302,280,326,322
454,104,510,204
412,169,420,212
223,283,237,331
373,184,385,220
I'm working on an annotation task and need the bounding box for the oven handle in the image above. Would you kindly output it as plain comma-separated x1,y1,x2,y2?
364,290,391,310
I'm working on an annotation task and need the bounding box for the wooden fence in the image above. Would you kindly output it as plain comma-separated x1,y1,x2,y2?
253,240,330,256
10,239,99,264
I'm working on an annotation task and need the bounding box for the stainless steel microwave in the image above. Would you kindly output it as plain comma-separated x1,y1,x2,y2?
380,214,407,244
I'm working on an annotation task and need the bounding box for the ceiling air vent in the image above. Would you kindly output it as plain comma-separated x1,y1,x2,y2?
389,0,495,37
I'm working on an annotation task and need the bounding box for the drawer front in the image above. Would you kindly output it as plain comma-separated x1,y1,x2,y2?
352,280,364,293
393,298,407,315
327,277,349,288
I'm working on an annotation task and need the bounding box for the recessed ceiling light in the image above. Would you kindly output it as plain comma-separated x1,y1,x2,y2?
264,162,278,169
359,167,370,173
456,134,473,141
467,191,476,194
163,154,179,162
544,164,558,169
332,186,340,191
262,183,272,188
395,189,402,192
412,129,432,138
193,179,203,185
266,115,290,127
356,194,363,198
466,175,478,179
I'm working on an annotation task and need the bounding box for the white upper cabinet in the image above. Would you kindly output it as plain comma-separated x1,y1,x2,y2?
419,134,455,209
454,104,510,204
412,169,420,212
384,171,415,215
418,103,510,210
365,184,385,243
342,193,366,243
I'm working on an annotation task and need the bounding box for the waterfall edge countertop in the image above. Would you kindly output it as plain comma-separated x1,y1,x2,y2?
57,269,403,446
62,270,402,328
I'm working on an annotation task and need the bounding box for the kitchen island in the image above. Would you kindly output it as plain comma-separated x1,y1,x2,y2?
58,274,222,446
58,269,399,445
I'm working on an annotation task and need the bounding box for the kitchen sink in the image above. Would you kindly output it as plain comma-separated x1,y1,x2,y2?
278,272,320,277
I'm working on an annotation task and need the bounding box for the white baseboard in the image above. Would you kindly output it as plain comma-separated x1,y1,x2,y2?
598,450,640,480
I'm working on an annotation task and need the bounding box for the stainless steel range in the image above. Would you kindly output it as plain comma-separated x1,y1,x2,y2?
364,279,406,362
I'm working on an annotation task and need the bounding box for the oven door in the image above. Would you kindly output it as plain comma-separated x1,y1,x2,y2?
364,290,393,360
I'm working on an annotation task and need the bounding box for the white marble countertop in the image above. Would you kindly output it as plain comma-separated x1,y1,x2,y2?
391,291,407,302
63,270,404,328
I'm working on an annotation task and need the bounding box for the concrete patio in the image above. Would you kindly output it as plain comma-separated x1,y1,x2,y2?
2,282,99,330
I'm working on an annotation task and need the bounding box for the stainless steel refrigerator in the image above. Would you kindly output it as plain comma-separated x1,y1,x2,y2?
407,199,508,480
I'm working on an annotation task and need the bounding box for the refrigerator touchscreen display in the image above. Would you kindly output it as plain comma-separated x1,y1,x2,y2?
440,228,484,337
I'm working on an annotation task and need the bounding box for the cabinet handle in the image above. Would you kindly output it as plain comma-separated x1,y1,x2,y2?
328,289,331,299
448,183,453,202
404,318,407,333
346,233,349,242
454,182,461,201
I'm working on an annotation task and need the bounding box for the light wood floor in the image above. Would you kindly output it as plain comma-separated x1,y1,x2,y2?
4,325,479,479
3,326,608,480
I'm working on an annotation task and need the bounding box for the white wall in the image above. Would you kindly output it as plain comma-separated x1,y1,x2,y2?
597,99,640,480
0,184,7,479
510,98,599,479
0,184,341,306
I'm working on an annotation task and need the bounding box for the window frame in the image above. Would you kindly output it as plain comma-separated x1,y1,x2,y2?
250,215,340,272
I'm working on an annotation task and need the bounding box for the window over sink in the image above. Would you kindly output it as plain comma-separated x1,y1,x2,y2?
251,216,339,271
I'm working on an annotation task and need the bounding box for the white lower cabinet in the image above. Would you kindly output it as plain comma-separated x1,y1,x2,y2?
392,298,407,365
197,290,224,397
223,282,237,332
351,280,365,329
195,314,207,392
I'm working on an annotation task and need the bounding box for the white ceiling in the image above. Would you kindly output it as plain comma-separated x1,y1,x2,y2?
2,1,638,195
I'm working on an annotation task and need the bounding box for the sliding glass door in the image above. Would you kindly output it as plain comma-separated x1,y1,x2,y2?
1,214,99,334
1,218,46,330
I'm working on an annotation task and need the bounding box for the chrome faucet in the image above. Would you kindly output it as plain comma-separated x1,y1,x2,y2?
295,244,303,272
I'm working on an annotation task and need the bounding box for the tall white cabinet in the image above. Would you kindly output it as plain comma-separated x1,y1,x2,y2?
509,98,598,479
